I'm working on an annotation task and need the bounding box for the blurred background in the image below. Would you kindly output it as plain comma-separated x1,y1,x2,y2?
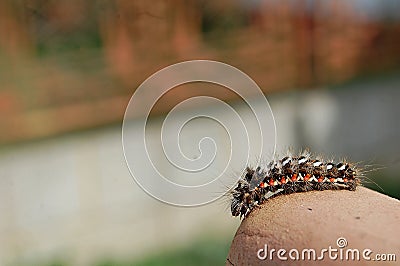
1,0,400,265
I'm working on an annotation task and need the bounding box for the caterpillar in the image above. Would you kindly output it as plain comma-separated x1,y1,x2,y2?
230,151,361,219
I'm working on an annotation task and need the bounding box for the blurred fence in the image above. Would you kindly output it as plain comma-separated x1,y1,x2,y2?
1,0,400,144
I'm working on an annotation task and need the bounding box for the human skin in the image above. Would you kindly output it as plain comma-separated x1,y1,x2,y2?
226,187,400,265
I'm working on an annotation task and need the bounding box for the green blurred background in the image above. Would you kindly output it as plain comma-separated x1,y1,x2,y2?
1,1,400,265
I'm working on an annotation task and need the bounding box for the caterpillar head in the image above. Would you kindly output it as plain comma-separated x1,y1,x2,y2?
230,178,251,218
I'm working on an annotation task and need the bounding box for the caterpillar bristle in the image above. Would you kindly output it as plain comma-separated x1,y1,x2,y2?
230,151,363,219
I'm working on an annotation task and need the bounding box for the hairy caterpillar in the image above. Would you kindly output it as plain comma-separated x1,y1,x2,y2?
230,151,362,219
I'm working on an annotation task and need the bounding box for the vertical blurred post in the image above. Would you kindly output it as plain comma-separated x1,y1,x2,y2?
171,0,202,57
292,0,315,88
0,1,33,58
